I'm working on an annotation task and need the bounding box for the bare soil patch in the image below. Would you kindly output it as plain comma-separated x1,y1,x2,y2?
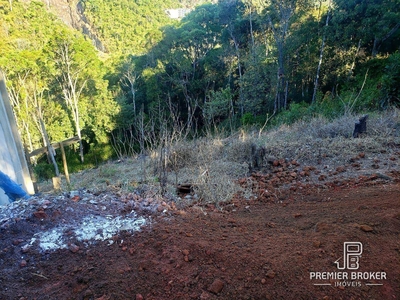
0,167,399,299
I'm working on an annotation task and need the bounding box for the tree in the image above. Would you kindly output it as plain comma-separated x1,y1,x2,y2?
53,36,88,163
120,59,141,117
330,0,400,57
155,4,222,129
218,0,247,115
312,6,330,104
264,0,297,112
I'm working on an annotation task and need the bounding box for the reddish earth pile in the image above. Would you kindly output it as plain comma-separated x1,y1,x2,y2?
0,158,399,299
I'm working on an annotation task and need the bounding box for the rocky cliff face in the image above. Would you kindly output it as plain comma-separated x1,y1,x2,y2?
41,0,107,52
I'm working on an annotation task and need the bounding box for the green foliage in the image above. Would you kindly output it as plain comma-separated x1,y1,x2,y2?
240,112,254,126
2,0,400,180
0,0,120,165
241,51,274,115
204,88,233,123
33,163,56,182
80,0,178,54
272,102,311,125
380,52,400,108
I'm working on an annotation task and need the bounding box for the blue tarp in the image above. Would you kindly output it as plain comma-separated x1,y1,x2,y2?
0,170,30,202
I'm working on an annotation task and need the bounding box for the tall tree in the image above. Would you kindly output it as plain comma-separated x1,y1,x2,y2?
218,0,247,115
330,0,400,57
312,6,330,104
264,0,297,112
54,37,88,162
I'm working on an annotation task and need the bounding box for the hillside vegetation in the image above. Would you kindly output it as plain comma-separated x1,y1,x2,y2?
0,0,399,182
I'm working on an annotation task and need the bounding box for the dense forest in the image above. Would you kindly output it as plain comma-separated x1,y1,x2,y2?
0,0,399,175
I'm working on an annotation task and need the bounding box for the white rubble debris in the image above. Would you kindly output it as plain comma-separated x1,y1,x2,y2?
0,190,155,253
29,213,147,251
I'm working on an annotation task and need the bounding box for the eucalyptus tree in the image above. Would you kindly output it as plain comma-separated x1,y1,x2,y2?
0,0,72,153
48,29,119,162
51,33,89,162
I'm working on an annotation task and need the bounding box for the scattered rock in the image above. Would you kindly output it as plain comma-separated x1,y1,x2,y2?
360,225,374,232
21,245,31,253
68,243,80,253
266,270,276,278
33,210,47,219
83,289,94,300
314,222,331,232
12,239,24,246
200,291,212,300
265,222,276,228
313,240,321,248
336,166,346,173
208,278,224,294
71,195,80,202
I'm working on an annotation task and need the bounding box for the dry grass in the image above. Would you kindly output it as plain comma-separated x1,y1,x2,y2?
38,109,400,205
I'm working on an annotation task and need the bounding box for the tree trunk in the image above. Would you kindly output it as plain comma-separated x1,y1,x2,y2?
248,5,255,58
312,9,330,104
372,22,400,57
38,114,59,177
347,39,362,80
284,80,289,110
123,71,139,117
57,41,87,163
228,28,244,116
268,0,293,112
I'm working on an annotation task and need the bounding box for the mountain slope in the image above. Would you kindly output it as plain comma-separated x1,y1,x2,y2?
31,0,184,55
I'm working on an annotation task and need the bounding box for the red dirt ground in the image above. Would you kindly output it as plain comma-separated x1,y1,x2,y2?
0,169,399,299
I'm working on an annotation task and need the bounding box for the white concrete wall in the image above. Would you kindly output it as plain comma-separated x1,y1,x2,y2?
0,72,34,205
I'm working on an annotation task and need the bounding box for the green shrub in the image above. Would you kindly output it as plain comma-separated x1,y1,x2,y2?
241,112,255,126
272,102,310,125
33,163,55,181
380,52,400,108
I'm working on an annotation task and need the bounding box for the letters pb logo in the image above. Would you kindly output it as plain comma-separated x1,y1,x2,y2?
334,242,363,270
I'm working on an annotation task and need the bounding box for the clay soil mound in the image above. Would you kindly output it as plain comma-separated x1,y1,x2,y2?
0,172,399,300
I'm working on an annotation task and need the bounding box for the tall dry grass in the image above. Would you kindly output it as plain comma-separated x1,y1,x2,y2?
39,109,400,205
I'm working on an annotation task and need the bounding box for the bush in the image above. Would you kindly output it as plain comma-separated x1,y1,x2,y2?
272,102,310,125
241,112,255,126
380,52,400,108
33,163,55,181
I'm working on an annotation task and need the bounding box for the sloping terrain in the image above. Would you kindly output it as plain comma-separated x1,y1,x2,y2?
1,112,400,299
0,151,399,299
